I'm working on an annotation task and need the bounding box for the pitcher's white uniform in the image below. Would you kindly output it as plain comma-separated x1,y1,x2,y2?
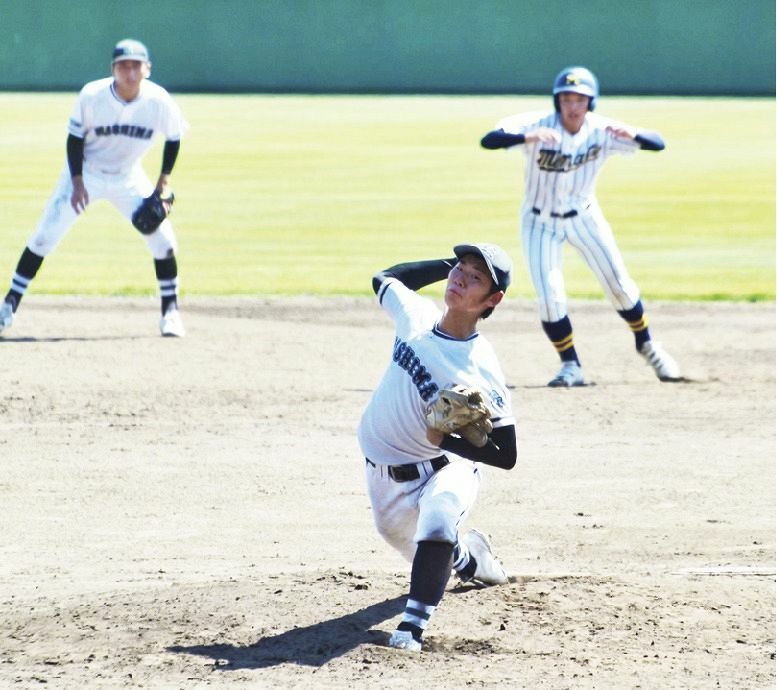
28,77,187,261
497,109,642,322
358,277,514,562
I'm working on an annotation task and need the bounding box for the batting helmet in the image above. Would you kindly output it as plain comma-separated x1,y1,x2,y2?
552,66,599,111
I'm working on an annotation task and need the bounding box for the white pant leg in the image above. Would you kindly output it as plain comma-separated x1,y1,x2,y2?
415,460,480,543
366,462,422,562
521,209,567,322
566,203,640,310
113,167,178,260
366,459,481,563
27,166,178,261
26,167,83,256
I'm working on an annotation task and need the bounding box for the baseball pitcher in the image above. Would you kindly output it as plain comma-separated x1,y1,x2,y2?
358,243,517,651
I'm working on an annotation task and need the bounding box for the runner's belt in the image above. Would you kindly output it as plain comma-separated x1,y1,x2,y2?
532,206,577,219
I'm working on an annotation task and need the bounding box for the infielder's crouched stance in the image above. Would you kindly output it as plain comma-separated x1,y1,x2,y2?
357,243,518,652
0,39,187,338
481,65,681,386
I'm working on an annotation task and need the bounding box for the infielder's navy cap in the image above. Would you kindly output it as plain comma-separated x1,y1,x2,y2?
453,243,512,292
112,39,150,64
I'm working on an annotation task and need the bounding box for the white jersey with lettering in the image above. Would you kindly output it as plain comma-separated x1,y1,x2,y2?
496,110,643,322
68,77,187,176
357,278,514,467
27,78,187,260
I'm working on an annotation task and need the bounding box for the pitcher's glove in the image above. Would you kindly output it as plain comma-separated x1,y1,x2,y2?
425,385,493,448
132,190,175,235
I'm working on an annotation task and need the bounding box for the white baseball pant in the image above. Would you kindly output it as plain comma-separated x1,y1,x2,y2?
26,165,178,260
365,458,481,562
521,201,641,322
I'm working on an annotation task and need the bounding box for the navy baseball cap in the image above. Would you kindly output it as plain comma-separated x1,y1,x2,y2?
453,243,512,292
112,39,150,64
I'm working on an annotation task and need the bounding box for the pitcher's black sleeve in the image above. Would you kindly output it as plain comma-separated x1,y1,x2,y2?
439,423,517,470
66,134,84,177
481,129,526,150
372,257,457,294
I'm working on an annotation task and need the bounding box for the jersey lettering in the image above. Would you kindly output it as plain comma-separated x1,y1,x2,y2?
392,337,439,401
537,144,601,172
94,124,154,139
489,389,505,410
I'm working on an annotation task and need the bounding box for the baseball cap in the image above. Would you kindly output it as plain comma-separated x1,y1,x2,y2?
453,243,512,292
112,39,150,64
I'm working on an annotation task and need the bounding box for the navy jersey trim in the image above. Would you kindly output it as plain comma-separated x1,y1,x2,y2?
377,278,393,305
432,323,479,342
110,82,143,105
109,83,125,104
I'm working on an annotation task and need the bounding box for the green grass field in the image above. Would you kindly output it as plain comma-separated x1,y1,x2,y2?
0,93,773,300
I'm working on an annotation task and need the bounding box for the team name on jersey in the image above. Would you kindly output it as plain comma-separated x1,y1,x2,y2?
94,124,154,139
489,389,505,411
537,144,601,173
393,338,439,401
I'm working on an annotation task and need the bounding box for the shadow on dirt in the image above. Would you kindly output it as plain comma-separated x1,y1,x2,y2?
167,594,406,669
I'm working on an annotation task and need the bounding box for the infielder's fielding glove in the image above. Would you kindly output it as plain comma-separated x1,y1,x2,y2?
132,190,175,235
425,385,494,448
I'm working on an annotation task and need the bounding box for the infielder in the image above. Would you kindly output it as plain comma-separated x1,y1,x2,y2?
0,39,187,338
358,243,517,652
481,66,681,386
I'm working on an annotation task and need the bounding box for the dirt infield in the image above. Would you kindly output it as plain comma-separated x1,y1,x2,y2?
1,296,774,689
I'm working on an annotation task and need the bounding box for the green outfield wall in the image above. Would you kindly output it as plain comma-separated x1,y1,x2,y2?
1,0,773,94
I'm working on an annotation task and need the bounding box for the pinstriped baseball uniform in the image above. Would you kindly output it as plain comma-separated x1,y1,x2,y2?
497,109,642,322
481,66,681,385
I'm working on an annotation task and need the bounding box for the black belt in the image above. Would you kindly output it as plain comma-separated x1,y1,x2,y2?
366,455,449,482
532,206,577,219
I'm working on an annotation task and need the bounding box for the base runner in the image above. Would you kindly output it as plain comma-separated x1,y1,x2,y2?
481,65,681,386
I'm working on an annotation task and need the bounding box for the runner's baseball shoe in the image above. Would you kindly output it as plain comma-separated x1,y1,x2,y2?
547,361,585,388
388,629,422,652
639,341,681,381
159,308,185,337
0,301,14,335
462,529,508,586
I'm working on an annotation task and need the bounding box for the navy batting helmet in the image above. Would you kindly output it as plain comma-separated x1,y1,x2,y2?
552,66,599,111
